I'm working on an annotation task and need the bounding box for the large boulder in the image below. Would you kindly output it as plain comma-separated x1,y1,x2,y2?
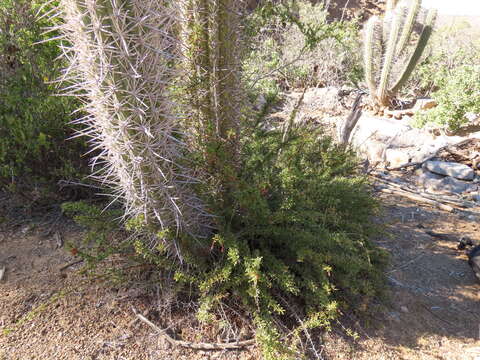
424,161,475,181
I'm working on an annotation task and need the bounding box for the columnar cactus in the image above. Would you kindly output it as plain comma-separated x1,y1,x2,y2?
55,1,212,241
180,0,244,163
386,0,399,12
364,0,437,108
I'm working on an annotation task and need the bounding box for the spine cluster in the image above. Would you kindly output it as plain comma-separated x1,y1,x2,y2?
55,0,212,242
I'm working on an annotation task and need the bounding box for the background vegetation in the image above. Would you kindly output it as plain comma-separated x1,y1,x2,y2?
411,20,480,131
0,0,88,199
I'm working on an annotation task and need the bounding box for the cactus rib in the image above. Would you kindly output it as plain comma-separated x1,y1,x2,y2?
390,7,437,93
55,0,212,242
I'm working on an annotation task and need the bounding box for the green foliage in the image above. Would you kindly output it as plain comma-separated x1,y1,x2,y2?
149,127,387,358
413,64,480,131
0,0,87,188
408,21,480,131
243,0,361,101
61,201,125,267
62,127,387,359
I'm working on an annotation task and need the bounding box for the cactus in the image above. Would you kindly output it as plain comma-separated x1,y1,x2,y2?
180,0,244,161
363,0,437,108
386,0,399,12
54,0,212,244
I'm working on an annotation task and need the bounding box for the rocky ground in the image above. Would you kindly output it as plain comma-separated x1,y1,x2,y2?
0,187,479,359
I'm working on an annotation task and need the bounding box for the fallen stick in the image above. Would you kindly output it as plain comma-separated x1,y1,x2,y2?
385,161,423,171
378,188,455,212
59,260,84,272
371,175,473,208
133,309,255,350
0,267,5,281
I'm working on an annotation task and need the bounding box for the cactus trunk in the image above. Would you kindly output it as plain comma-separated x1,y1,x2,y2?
56,0,212,244
181,0,243,158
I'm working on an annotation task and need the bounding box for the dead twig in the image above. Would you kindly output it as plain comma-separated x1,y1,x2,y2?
337,92,364,145
59,259,84,272
371,175,467,204
385,161,423,171
54,231,63,249
133,308,255,350
371,175,478,210
387,253,425,274
378,188,455,212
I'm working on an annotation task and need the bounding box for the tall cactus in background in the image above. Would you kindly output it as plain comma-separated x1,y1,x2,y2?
54,1,212,243
363,0,437,108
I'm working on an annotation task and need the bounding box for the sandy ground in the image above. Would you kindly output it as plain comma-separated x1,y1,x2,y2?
0,189,479,360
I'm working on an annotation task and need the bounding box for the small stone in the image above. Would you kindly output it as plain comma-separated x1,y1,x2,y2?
385,148,411,168
415,168,444,189
400,306,409,313
365,141,386,165
387,311,401,323
413,98,437,112
436,176,473,194
471,193,480,202
424,161,475,181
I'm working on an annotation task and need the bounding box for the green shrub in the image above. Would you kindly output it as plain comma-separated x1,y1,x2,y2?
413,62,480,132
189,128,386,358
407,20,480,131
0,0,87,192
67,126,387,359
243,0,362,100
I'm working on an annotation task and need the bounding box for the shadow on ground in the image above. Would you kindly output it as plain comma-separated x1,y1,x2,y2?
323,193,480,360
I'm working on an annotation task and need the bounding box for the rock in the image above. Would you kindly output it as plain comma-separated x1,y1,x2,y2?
424,161,475,181
413,98,437,112
351,115,412,146
385,148,411,168
400,306,409,313
389,128,433,149
387,311,401,323
415,168,444,189
470,193,480,202
437,176,474,194
421,174,476,194
384,109,414,119
365,141,386,166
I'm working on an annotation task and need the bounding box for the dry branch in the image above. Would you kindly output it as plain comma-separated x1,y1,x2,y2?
134,309,255,350
378,188,455,212
337,92,364,145
371,175,479,209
